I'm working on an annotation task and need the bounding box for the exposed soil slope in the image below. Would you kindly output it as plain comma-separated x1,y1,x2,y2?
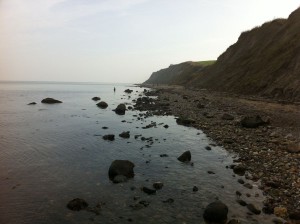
145,7,300,102
191,7,300,101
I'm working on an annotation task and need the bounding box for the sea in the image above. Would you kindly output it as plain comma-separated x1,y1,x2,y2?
0,81,277,224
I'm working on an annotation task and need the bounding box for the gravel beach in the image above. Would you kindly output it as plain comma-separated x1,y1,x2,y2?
139,84,300,221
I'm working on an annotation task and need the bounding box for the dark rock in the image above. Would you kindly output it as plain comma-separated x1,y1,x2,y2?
221,113,234,120
203,112,214,118
162,198,174,203
177,150,191,162
227,219,240,224
247,203,261,215
193,186,198,192
236,199,247,206
27,102,37,105
160,154,168,157
176,117,195,126
124,89,133,94
92,97,101,101
103,134,115,141
265,181,280,188
97,101,108,109
289,211,300,220
139,200,150,207
163,124,169,128
67,198,88,211
41,98,62,104
197,103,205,109
237,179,245,184
153,182,163,190
142,187,156,195
203,201,228,224
205,146,212,150
207,171,215,174
102,126,108,129
115,104,126,115
108,160,135,181
236,191,242,197
119,131,130,139
241,115,269,128
243,183,253,189
223,139,234,144
233,164,247,176
113,175,128,183
286,143,300,153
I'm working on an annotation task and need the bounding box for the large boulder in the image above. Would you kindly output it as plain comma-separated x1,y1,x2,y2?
41,98,62,104
108,160,135,181
124,89,133,94
241,115,269,128
97,101,108,109
177,150,191,162
203,201,228,224
115,104,126,115
67,198,88,211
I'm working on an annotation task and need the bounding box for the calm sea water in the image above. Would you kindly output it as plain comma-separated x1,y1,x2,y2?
0,82,276,224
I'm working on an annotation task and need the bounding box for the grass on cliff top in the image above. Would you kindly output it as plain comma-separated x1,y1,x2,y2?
190,60,216,67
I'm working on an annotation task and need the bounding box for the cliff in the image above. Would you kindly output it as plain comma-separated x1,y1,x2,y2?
145,7,300,102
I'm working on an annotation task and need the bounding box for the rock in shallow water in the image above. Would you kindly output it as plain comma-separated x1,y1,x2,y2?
153,182,163,190
41,98,62,104
97,101,108,109
92,96,101,101
203,201,228,224
142,187,156,195
115,104,126,115
67,198,88,211
177,150,191,162
108,160,135,181
103,134,115,141
113,175,128,183
119,131,130,138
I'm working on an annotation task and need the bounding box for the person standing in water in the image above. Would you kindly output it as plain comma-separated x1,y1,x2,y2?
114,87,116,92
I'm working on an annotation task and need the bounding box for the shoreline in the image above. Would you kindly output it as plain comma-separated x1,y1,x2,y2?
139,84,300,220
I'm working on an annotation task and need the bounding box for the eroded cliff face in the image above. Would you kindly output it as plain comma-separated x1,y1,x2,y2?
191,7,300,101
145,7,300,102
144,61,204,85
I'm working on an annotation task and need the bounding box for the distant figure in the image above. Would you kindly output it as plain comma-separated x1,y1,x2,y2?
114,87,116,92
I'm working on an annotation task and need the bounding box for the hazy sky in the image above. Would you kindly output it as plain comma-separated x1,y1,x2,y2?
0,0,299,83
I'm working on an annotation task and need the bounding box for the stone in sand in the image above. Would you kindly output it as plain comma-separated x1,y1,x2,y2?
240,115,269,128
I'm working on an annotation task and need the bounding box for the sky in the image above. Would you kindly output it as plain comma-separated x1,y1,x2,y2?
0,0,299,83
